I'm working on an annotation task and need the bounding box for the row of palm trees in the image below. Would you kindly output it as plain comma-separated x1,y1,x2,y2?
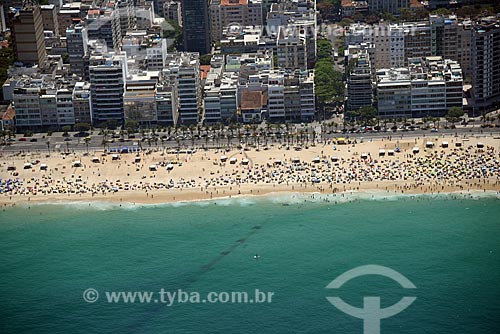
95,122,322,151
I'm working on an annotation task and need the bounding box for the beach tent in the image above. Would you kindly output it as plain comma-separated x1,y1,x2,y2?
361,153,368,159
23,163,32,169
477,142,484,148
166,163,174,170
379,149,386,156
312,157,321,163
426,141,434,148
92,157,100,163
455,141,462,147
72,161,82,167
229,157,237,164
149,165,157,171
412,147,420,153
331,156,339,162
40,164,48,170
337,138,346,145
292,157,300,163
441,141,449,148
220,155,228,162
274,159,282,165
111,154,120,160
134,156,141,163
242,158,249,165
388,150,395,156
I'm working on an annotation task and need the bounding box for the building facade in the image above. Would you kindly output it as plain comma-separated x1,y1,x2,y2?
181,0,211,54
471,17,500,113
11,5,47,66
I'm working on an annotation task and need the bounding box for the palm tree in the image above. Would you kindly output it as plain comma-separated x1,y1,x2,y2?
101,138,108,152
84,137,91,153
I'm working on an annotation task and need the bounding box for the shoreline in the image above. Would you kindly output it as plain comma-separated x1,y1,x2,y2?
2,182,499,208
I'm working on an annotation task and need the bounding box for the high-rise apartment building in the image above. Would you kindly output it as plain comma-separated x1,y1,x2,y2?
369,0,409,14
11,5,47,66
66,24,88,79
40,4,59,36
164,53,202,125
347,50,373,111
181,0,211,54
89,53,127,125
471,17,500,113
210,0,263,41
72,82,92,125
86,9,122,50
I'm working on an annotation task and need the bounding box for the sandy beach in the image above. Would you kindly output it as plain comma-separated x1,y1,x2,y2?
1,134,499,206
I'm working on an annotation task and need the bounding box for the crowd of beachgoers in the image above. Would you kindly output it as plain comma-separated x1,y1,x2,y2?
1,135,499,204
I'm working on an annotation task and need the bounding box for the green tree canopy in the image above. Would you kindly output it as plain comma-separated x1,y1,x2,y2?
446,107,464,124
75,122,90,132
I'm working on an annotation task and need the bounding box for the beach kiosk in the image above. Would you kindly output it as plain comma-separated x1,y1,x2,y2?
361,153,368,159
242,158,249,165
441,141,449,148
92,157,100,163
388,149,395,156
412,147,420,154
72,161,82,168
111,154,120,161
23,162,32,169
274,159,282,166
426,141,434,148
337,138,346,145
229,157,237,164
455,141,462,147
220,155,228,163
40,163,48,170
331,156,339,162
149,165,157,171
379,149,386,156
166,163,174,171
292,158,300,163
134,156,141,163
477,142,484,148
312,157,321,163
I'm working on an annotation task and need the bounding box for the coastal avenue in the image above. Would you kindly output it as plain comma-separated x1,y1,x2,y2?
1,125,499,153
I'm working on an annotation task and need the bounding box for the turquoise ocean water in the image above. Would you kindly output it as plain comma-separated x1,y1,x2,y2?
1,193,499,333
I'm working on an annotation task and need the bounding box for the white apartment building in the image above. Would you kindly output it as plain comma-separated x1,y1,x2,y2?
147,38,168,70
376,56,463,118
56,89,75,126
72,82,92,125
164,53,202,125
267,71,285,121
277,25,307,70
13,87,43,129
